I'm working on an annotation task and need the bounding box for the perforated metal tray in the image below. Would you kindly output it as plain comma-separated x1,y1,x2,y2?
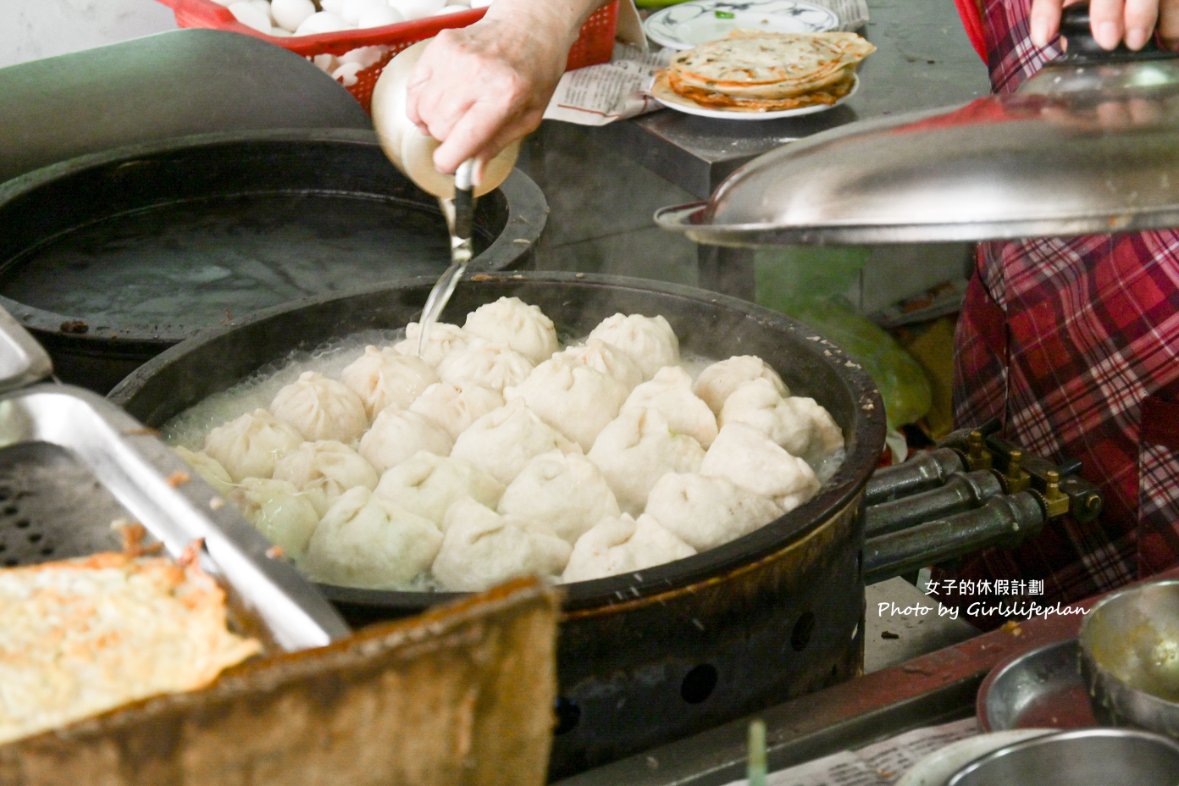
0,306,348,650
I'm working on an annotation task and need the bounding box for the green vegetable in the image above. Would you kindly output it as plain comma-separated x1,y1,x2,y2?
714,10,736,18
754,248,933,431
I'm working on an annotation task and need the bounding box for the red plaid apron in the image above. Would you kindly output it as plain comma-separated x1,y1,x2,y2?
944,0,1179,614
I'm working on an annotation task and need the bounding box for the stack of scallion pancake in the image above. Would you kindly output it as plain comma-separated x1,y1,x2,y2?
656,30,876,112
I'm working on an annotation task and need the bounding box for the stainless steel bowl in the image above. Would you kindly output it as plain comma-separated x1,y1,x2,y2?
1079,578,1179,738
947,727,1179,786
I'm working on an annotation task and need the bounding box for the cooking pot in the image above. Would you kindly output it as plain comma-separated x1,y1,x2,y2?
110,271,886,777
0,129,546,394
1079,578,1179,737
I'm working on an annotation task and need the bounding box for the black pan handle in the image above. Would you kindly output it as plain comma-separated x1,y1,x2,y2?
1060,1,1172,61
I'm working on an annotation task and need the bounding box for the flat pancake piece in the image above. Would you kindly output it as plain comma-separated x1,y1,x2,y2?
0,552,261,745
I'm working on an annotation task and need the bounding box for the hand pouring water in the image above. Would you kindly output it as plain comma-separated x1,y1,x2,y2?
370,41,521,354
416,158,477,355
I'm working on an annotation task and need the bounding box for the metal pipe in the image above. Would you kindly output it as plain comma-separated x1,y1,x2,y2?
863,491,1047,585
864,470,1005,537
863,447,965,506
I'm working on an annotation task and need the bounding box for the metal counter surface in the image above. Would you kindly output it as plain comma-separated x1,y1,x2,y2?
605,0,992,197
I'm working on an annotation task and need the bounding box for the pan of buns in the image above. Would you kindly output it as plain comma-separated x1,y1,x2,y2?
109,271,887,777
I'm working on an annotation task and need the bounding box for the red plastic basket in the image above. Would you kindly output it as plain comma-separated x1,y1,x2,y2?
157,0,618,112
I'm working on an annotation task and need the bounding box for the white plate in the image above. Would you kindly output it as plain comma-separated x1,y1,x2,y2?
895,729,1055,786
649,73,858,121
643,0,840,51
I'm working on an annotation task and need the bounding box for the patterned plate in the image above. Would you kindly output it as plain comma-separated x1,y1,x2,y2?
643,0,840,50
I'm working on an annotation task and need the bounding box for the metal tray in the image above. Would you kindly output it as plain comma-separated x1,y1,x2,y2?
977,638,1097,732
0,382,348,650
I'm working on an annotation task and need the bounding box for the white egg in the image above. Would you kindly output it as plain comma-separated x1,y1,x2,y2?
295,10,354,35
341,0,390,23
211,0,235,6
445,0,470,6
358,4,405,26
270,0,316,32
469,0,492,8
332,61,365,87
312,53,339,71
391,0,446,21
320,0,345,12
339,45,391,67
227,1,273,33
431,5,468,15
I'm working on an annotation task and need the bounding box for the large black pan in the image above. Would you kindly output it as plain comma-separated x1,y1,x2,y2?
110,272,886,777
0,129,546,393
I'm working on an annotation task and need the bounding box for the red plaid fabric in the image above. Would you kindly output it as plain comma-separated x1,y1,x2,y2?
945,0,1179,616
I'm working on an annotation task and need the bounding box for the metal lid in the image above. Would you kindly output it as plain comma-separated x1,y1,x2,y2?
656,12,1179,246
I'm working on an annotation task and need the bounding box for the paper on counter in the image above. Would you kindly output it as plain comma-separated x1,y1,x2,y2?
544,43,673,125
543,0,871,126
828,0,870,31
719,717,978,786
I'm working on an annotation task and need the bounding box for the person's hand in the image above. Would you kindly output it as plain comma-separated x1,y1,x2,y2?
404,0,590,177
1030,0,1179,51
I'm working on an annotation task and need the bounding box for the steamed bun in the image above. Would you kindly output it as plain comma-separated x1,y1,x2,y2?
462,297,558,364
340,345,439,418
693,355,790,415
304,487,442,588
272,439,379,516
498,451,621,543
550,338,644,391
587,313,679,378
393,321,477,367
270,371,368,443
450,401,580,486
700,423,821,511
204,408,304,481
719,378,844,466
227,477,320,561
408,381,504,440
173,447,234,495
620,366,718,447
505,357,629,451
436,340,534,392
432,498,571,591
644,472,784,551
358,408,453,473
374,451,504,526
561,513,696,583
587,408,705,514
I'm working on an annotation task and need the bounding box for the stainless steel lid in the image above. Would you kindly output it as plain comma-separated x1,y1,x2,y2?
656,11,1179,246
